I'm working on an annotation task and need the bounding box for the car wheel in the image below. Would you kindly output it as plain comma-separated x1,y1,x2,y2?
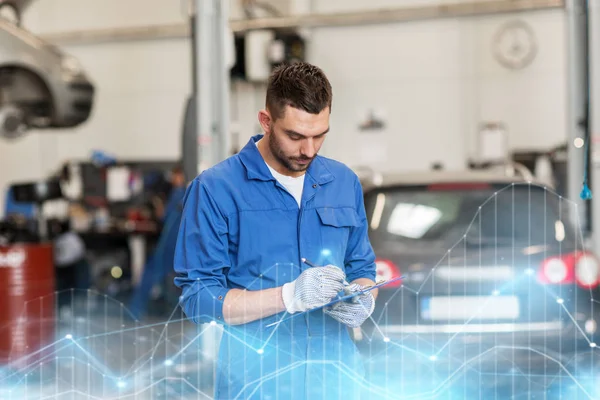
0,104,27,140
0,67,54,129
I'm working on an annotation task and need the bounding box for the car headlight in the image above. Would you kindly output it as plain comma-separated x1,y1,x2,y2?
61,56,82,79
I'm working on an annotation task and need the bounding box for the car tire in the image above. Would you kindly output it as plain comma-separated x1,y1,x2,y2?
0,66,55,129
0,104,27,140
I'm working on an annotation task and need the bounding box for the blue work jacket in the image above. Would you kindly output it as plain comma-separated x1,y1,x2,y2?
163,186,185,223
174,134,377,399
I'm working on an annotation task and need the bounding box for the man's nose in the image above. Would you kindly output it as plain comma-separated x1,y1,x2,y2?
301,138,316,158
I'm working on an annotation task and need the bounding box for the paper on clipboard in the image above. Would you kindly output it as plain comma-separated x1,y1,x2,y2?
265,275,405,328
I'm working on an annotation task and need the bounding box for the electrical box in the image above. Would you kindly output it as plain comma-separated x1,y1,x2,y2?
245,30,276,82
231,29,306,82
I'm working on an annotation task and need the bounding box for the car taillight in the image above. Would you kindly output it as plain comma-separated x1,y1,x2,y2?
539,256,573,284
375,259,402,288
538,252,600,288
575,254,600,288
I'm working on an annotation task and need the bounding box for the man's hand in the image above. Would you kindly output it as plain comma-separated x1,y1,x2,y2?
282,265,346,314
323,283,375,328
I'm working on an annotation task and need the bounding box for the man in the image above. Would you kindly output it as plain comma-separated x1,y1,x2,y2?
154,165,186,223
130,165,186,319
174,62,377,399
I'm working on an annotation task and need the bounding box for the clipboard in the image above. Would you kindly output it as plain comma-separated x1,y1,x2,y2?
265,275,405,328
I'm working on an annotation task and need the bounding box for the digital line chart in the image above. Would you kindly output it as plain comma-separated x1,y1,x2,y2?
1,182,600,399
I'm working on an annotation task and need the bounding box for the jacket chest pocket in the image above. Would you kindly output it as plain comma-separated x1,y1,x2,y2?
315,207,360,266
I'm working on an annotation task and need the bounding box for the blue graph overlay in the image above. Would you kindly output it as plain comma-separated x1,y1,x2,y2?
1,182,599,399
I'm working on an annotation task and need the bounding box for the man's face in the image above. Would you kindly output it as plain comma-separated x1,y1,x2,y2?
171,172,185,187
264,106,330,174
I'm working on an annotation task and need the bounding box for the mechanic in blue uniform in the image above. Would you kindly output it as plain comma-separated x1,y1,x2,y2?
129,165,186,319
174,62,378,399
160,165,187,223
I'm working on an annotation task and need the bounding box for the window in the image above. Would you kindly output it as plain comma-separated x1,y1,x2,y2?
367,184,575,247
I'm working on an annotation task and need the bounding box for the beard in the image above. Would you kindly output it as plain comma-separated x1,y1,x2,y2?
268,127,315,173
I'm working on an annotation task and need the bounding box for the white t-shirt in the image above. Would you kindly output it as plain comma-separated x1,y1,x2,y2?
256,141,305,207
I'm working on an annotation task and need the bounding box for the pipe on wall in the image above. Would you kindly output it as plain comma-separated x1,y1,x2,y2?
40,0,565,45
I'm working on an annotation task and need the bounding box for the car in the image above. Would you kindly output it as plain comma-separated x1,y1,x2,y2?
0,15,94,139
357,168,600,364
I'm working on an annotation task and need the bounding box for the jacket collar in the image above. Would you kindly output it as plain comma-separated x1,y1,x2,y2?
238,134,335,185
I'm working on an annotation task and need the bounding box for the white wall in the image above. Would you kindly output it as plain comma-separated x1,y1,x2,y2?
0,0,567,215
307,6,567,172
230,2,567,173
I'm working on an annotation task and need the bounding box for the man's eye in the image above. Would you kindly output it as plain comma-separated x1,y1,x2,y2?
290,136,302,141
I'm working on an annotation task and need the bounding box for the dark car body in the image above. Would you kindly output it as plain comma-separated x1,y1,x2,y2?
357,170,599,365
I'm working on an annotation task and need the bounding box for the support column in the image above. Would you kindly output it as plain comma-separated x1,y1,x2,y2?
589,0,600,253
193,0,230,366
193,0,231,171
195,0,216,173
215,0,231,160
566,0,588,232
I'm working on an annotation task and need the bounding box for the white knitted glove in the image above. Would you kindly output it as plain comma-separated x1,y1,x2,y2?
323,283,375,328
282,265,346,314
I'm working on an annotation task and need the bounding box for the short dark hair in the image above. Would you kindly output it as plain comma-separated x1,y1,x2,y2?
266,62,333,121
172,164,183,175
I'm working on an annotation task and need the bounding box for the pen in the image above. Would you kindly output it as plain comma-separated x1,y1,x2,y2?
300,257,319,268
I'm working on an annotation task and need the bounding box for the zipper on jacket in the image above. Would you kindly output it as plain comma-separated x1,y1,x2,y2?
297,200,313,397
296,204,312,337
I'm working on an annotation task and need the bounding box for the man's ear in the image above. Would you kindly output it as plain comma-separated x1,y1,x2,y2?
258,109,272,134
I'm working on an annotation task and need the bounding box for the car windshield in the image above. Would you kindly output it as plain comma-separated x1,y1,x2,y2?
365,184,576,248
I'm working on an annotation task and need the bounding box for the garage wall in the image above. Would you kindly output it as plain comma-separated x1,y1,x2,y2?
307,3,567,172
231,1,567,173
0,0,566,216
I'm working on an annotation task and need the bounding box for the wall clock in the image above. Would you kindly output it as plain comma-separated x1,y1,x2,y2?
493,20,538,70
